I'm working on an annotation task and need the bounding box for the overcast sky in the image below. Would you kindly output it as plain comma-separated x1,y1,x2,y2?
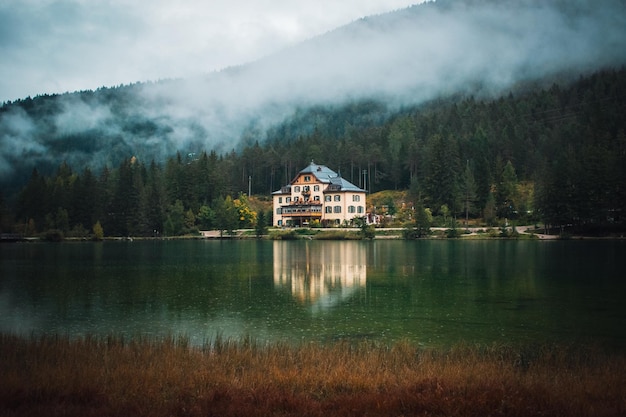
0,0,423,103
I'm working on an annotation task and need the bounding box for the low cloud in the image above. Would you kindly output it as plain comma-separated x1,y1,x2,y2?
1,0,626,185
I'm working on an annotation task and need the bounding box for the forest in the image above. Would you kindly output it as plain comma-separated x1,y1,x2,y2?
1,68,625,238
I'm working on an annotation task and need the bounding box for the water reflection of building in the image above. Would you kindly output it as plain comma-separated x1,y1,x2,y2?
273,241,367,311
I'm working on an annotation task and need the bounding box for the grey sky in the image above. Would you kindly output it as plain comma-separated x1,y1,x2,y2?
0,0,421,103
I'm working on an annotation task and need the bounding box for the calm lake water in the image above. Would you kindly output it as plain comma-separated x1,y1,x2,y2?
1,240,625,348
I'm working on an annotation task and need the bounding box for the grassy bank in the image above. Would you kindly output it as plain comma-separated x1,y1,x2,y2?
1,334,624,417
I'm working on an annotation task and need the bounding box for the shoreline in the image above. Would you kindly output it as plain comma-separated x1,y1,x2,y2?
4,224,626,242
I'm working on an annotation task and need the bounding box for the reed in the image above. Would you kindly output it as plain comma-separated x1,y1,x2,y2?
1,334,624,416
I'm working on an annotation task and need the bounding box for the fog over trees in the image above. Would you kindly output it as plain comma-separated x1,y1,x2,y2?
1,0,625,236
2,68,625,236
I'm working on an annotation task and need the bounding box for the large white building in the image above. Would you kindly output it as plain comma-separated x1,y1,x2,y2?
272,161,367,227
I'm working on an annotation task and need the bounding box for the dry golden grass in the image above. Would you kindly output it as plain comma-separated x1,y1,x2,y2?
1,334,625,416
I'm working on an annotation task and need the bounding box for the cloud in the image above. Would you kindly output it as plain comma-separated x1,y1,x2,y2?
130,0,626,141
1,0,626,185
254,0,626,103
0,107,42,176
0,0,420,103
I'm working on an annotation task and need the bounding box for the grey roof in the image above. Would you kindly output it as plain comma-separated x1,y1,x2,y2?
329,175,364,192
272,161,365,193
298,161,338,183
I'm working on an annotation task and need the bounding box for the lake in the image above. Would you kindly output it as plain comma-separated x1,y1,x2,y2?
1,239,625,348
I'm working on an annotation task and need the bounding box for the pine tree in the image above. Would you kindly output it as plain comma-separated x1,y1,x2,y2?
461,161,478,227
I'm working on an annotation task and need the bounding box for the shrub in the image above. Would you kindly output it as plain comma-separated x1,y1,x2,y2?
487,228,499,237
269,230,299,240
445,228,461,238
67,224,89,238
403,227,431,239
314,230,361,240
43,229,64,242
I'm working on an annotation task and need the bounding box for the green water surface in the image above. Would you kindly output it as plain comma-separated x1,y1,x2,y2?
1,239,624,347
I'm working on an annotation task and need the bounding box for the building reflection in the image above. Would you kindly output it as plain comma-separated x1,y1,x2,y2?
273,241,367,312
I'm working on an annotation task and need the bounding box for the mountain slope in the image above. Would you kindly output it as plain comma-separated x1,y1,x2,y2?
1,0,626,192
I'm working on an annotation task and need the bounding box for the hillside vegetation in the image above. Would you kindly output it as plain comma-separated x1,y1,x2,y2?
1,69,625,237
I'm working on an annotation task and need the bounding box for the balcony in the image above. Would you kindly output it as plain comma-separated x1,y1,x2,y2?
289,200,321,205
281,204,323,217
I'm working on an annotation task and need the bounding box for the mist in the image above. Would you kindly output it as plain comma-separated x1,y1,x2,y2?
2,0,626,186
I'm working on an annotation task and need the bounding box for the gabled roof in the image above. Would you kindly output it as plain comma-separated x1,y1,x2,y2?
329,175,364,192
272,161,365,194
298,161,337,184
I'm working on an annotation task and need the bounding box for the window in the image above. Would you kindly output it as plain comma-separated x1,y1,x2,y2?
325,195,331,202
334,206,341,213
314,196,320,201
357,206,364,214
334,195,341,202
294,186,300,192
278,197,282,203
325,206,332,213
352,195,360,202
348,206,356,213
276,208,282,214
314,185,320,191
303,186,310,192
286,197,291,203
294,196,299,202
304,175,311,182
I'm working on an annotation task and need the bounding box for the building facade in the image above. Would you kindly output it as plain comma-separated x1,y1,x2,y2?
272,161,367,227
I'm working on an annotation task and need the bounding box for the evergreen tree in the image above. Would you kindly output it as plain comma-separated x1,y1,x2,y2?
255,210,268,238
484,191,497,227
461,161,478,226
497,161,518,220
197,205,215,230
142,160,166,236
414,201,431,238
214,195,239,237
72,167,99,230
164,200,185,236
16,169,48,230
421,134,461,216
386,116,414,189
106,158,144,236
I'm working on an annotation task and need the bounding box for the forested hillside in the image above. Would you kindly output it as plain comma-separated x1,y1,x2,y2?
2,68,624,237
2,0,626,237
3,0,625,194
